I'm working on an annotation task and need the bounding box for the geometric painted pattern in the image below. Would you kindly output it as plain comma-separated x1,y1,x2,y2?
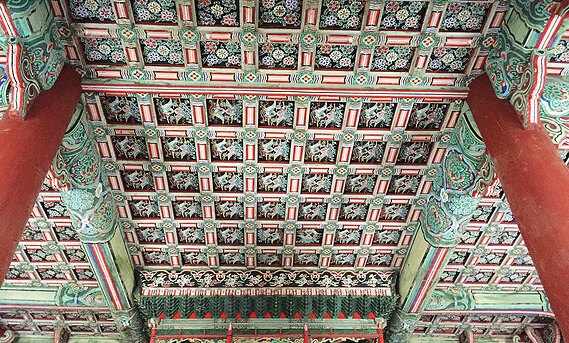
0,307,117,338
8,186,97,288
44,0,508,284
437,185,541,293
53,0,507,87
415,313,556,337
89,92,466,272
13,0,554,340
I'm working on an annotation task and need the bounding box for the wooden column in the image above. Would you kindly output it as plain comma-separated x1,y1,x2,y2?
0,65,81,284
467,74,569,338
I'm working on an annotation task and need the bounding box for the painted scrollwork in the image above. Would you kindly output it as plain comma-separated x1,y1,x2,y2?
55,284,107,307
424,287,475,311
421,105,490,247
114,308,148,343
3,0,65,118
57,102,118,243
6,40,41,119
486,26,531,99
539,79,569,149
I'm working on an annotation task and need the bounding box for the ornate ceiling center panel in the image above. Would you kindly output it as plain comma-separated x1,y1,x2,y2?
90,90,462,272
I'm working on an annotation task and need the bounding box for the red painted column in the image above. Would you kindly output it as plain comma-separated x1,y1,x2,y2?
467,74,569,337
0,65,81,284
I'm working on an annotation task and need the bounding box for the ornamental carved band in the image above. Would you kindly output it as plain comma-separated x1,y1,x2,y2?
420,105,491,247
4,0,65,89
57,103,118,243
539,78,569,149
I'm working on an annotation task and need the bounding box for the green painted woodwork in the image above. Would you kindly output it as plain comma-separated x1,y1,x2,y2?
138,295,396,320
420,103,490,247
384,309,419,343
424,287,475,311
540,77,569,149
1,0,65,118
0,288,58,306
108,229,136,302
55,284,107,307
58,103,118,243
398,227,431,307
4,0,65,89
472,290,547,310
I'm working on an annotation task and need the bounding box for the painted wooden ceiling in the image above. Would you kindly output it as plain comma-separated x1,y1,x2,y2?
2,0,568,340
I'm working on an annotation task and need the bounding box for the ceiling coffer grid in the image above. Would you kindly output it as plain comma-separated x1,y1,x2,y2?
87,89,464,271
414,313,556,337
53,0,507,86
437,188,542,293
0,307,118,338
5,186,98,288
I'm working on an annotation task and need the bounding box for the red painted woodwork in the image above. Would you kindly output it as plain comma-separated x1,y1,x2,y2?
468,74,569,338
378,328,384,343
0,65,81,284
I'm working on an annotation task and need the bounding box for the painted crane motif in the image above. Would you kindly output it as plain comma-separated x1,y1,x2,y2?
221,253,245,265
335,229,361,244
168,171,199,191
302,174,332,193
113,136,148,159
143,251,168,264
103,96,140,123
178,227,204,244
138,227,164,243
368,254,392,266
388,175,420,194
210,139,243,161
155,98,192,124
258,173,288,192
258,139,290,161
295,253,318,265
129,200,158,218
213,172,243,192
163,137,196,160
207,99,242,125
257,228,284,244
173,201,202,218
333,253,355,265
215,201,244,219
408,103,446,129
398,142,431,164
345,175,376,193
217,227,244,244
299,203,327,220
359,102,395,128
257,202,285,219
380,204,409,221
257,254,280,265
182,252,207,265
310,102,344,128
305,141,337,163
340,203,369,220
259,100,294,127
296,229,322,244
374,230,401,244
351,141,384,163
122,170,153,190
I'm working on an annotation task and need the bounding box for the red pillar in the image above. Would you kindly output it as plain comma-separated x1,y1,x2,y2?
467,74,569,337
0,65,81,284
